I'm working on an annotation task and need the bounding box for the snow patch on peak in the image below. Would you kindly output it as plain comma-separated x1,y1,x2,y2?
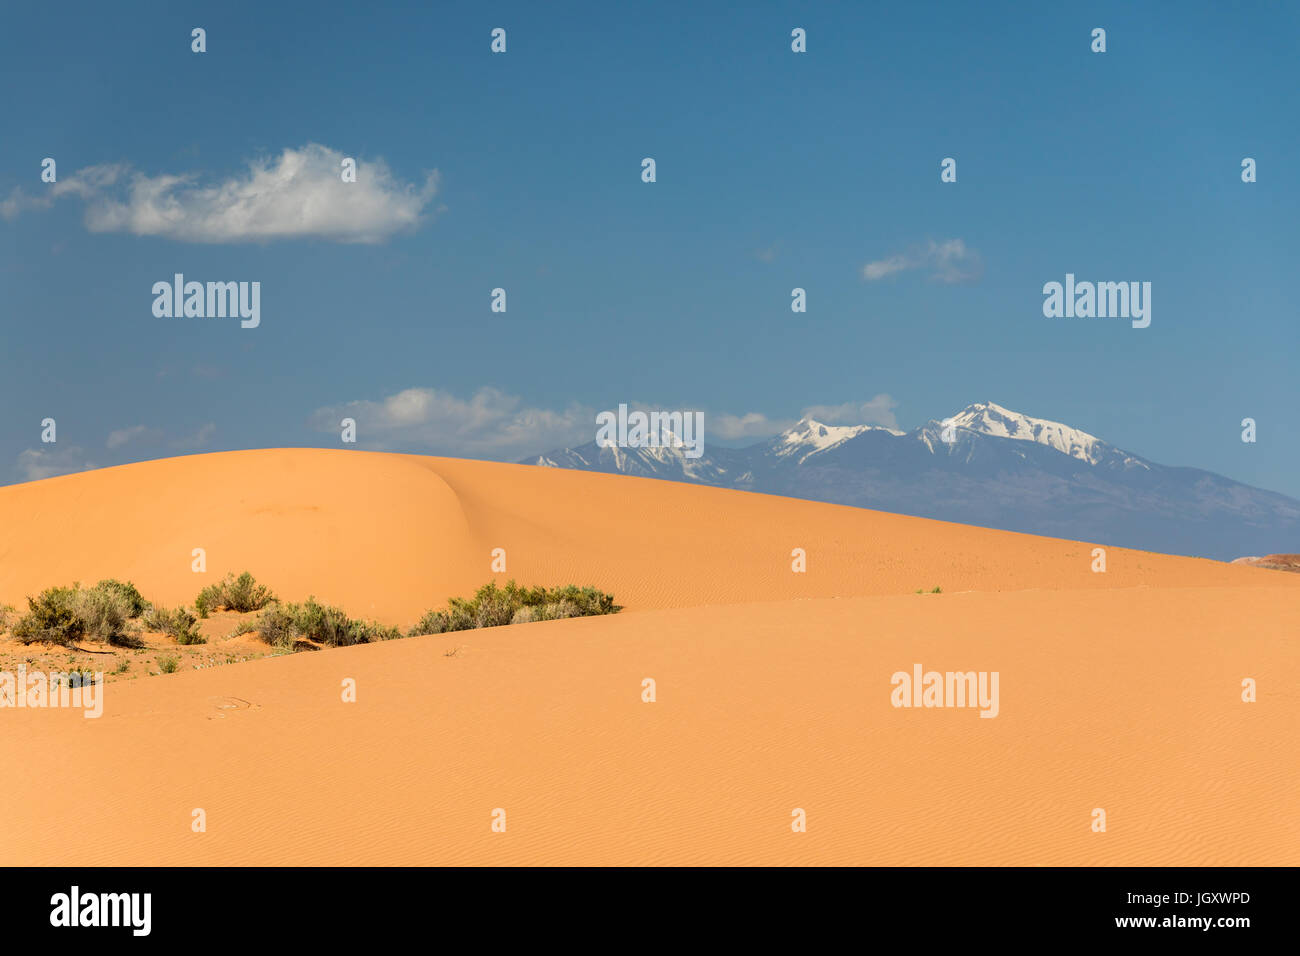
945,401,1109,464
775,417,900,463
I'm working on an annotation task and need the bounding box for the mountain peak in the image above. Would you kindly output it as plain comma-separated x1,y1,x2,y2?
944,401,1109,464
774,418,880,463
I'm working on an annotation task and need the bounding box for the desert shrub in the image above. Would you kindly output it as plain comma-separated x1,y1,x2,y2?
293,598,355,647
536,600,581,621
227,618,258,638
12,586,84,646
143,605,205,645
0,603,14,633
471,588,516,628
347,620,403,643
195,572,275,617
253,604,297,650
157,655,179,674
92,579,149,617
409,610,449,636
446,604,476,631
225,571,275,612
251,599,398,651
411,581,620,635
535,585,618,617
72,586,134,643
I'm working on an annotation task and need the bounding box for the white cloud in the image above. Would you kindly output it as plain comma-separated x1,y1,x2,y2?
15,446,99,482
106,424,164,449
2,145,438,244
802,394,900,429
311,387,597,459
172,423,217,450
862,238,982,284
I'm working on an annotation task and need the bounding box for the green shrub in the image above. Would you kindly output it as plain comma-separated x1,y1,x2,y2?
12,586,84,646
410,580,620,636
92,579,150,617
195,571,275,617
72,586,133,643
0,603,14,633
251,598,401,651
536,600,581,621
409,610,449,636
143,605,205,644
293,597,355,646
348,620,403,643
157,655,179,674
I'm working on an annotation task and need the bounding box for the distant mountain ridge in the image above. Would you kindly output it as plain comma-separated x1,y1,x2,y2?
521,401,1300,560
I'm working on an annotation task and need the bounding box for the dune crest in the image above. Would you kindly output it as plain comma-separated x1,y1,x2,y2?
0,449,1286,625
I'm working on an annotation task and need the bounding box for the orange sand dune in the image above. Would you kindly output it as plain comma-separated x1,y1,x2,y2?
1,450,1297,866
1,588,1296,866
0,449,1285,623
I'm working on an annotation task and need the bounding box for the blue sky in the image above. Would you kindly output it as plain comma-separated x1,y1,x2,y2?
2,0,1297,495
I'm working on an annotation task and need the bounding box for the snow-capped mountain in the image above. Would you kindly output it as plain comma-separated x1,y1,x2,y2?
764,419,902,465
944,401,1111,464
520,402,1300,561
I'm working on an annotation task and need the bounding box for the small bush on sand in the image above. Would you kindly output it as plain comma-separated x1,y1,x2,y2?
409,581,619,637
0,603,13,633
143,605,205,645
254,604,298,651
12,586,85,646
409,610,449,636
227,618,258,638
92,579,150,617
536,600,581,621
157,655,179,674
195,572,275,618
72,586,134,643
250,599,401,651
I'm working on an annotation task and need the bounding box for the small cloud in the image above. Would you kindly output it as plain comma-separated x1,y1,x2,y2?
311,387,596,459
802,394,900,429
106,425,164,449
172,423,217,450
710,411,795,440
15,446,98,482
862,238,982,285
755,242,780,264
2,145,438,244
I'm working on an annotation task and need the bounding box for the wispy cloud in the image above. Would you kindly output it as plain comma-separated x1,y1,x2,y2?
106,425,164,449
171,423,217,450
14,446,99,482
2,144,439,244
311,387,596,459
802,394,900,429
862,238,982,284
